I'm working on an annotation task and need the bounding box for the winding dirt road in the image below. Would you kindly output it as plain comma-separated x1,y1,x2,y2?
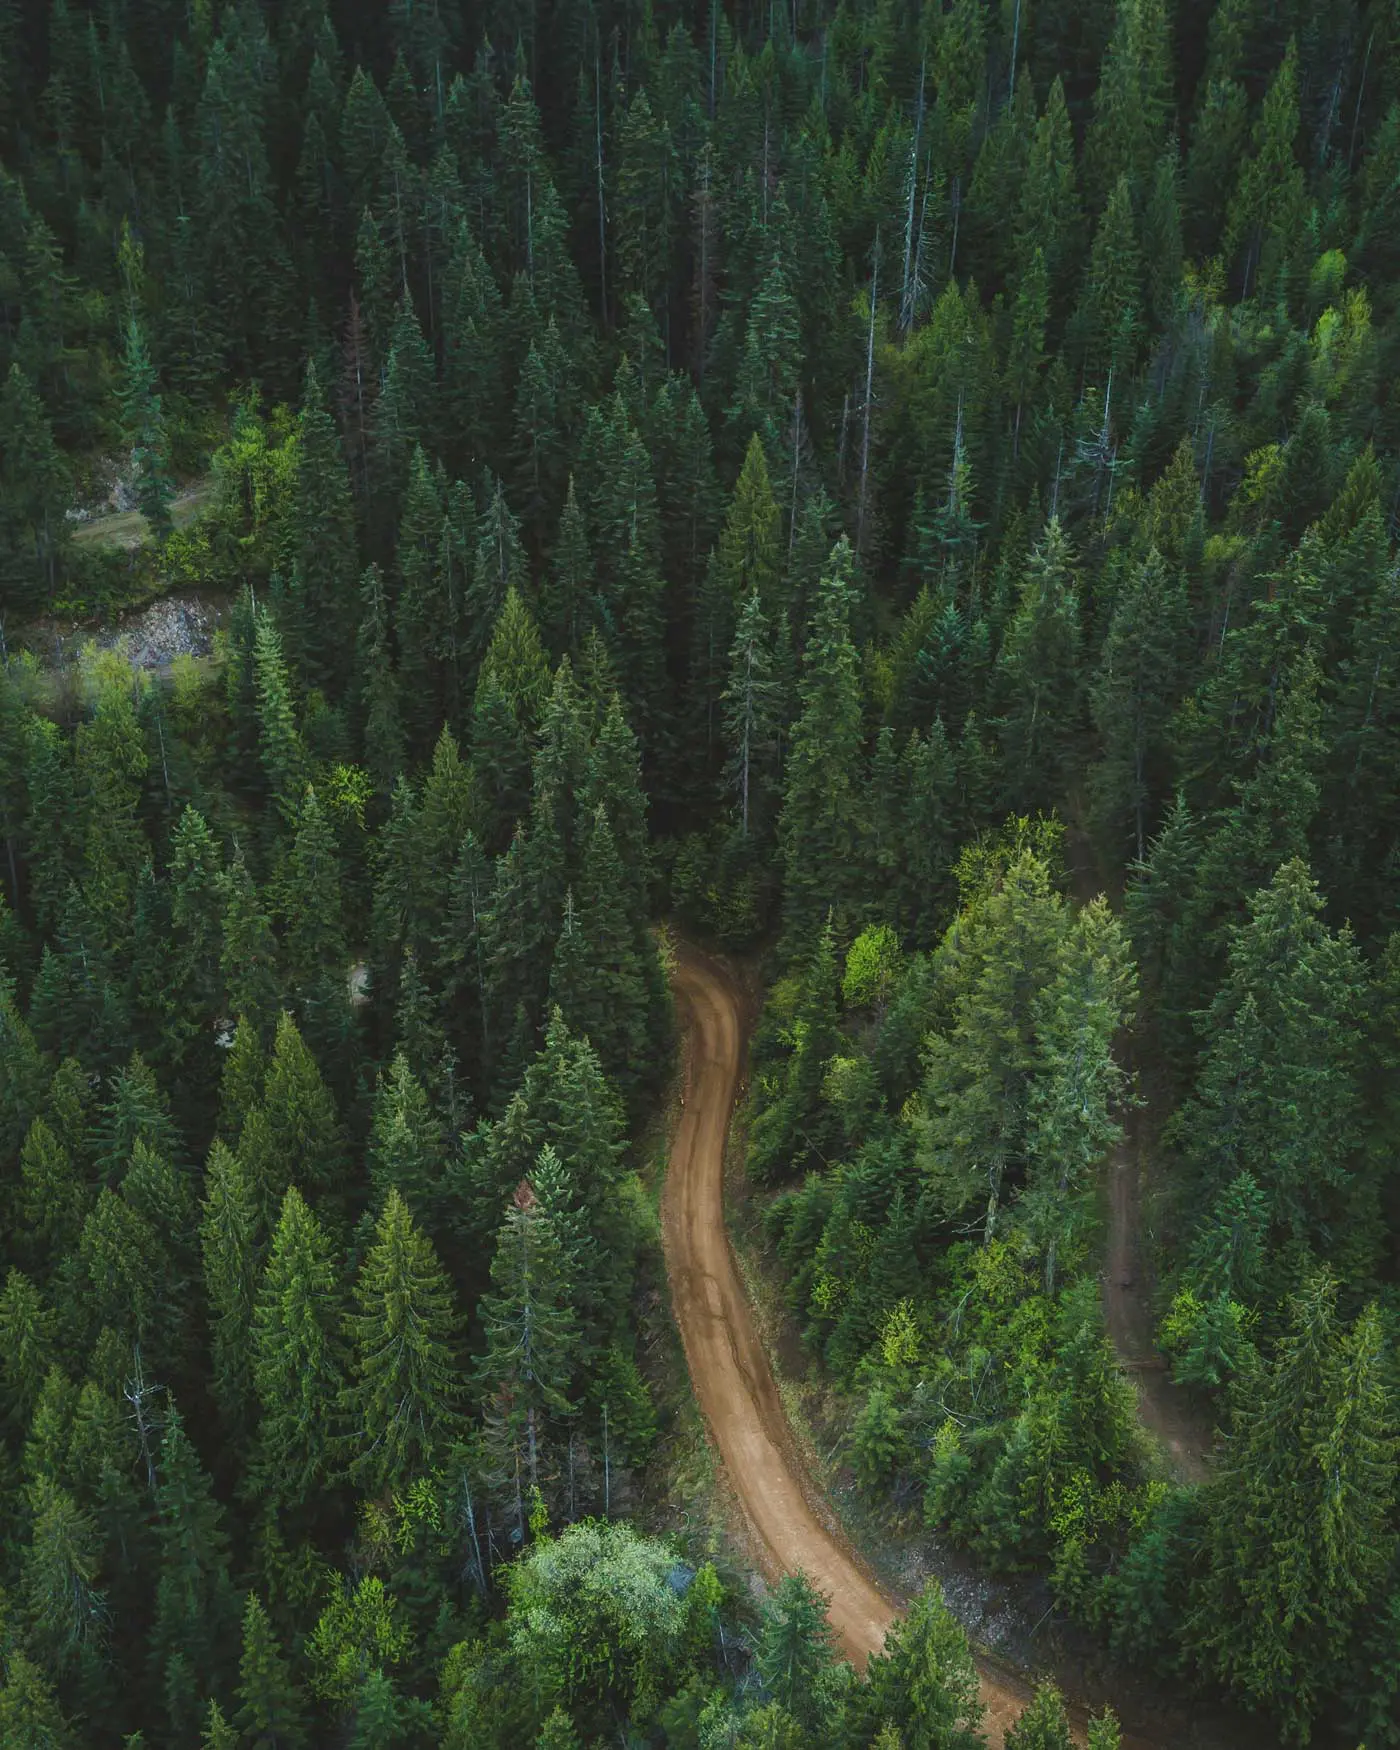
661,946,1032,1744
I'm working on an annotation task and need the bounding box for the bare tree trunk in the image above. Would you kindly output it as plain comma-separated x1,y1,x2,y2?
595,50,608,327
123,1348,163,1497
461,1472,488,1593
739,643,754,837
788,389,803,555
983,1156,1004,1246
856,237,880,558
693,148,716,382
899,63,925,333
708,0,718,119
948,173,962,280
1349,30,1376,172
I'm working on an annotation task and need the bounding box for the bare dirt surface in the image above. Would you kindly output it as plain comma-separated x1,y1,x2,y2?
1105,1120,1211,1483
661,946,1047,1748
1064,824,1214,1485
16,588,228,675
661,945,1282,1749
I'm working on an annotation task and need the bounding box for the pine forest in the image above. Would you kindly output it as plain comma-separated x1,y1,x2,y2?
2,0,1400,1743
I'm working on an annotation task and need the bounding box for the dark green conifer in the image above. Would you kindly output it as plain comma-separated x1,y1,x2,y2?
342,1189,464,1491
235,1592,308,1750
778,540,868,948
150,1405,239,1740
250,1187,346,1510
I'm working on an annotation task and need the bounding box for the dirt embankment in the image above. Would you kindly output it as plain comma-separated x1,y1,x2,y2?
12,589,229,678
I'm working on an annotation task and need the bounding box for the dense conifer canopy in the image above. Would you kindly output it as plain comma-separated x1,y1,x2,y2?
3,0,1400,1740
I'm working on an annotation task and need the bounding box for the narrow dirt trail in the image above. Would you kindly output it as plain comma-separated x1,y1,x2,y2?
1104,1122,1210,1483
660,945,1039,1747
1065,829,1213,1484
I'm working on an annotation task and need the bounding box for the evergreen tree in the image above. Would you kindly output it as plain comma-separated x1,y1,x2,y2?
728,254,803,477
279,787,348,1048
476,1176,580,1527
0,1267,56,1435
472,587,550,850
355,564,407,791
219,1018,268,1145
368,1051,446,1221
547,805,652,1116
167,807,227,1094
1187,1277,1395,1740
0,364,68,609
457,1009,629,1328
253,610,311,828
250,1187,347,1511
996,520,1083,810
19,1112,88,1264
748,919,843,1184
240,1012,343,1219
1223,42,1306,298
76,1182,181,1376
1075,174,1142,383
703,435,782,718
371,294,435,508
755,1573,842,1735
860,1580,984,1749
235,1592,308,1750
342,1188,464,1492
200,1139,260,1435
150,1406,240,1741
220,852,281,1044
1090,548,1189,861
915,848,1079,1243
1015,79,1080,308
118,314,174,542
292,362,359,687
722,589,783,842
1082,0,1173,209
540,479,595,658
0,1652,77,1749
394,446,446,750
778,539,868,948
22,1474,106,1690
1006,1683,1074,1750
1175,859,1369,1287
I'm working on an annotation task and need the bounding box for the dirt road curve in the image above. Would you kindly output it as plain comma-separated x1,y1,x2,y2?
661,946,1033,1746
